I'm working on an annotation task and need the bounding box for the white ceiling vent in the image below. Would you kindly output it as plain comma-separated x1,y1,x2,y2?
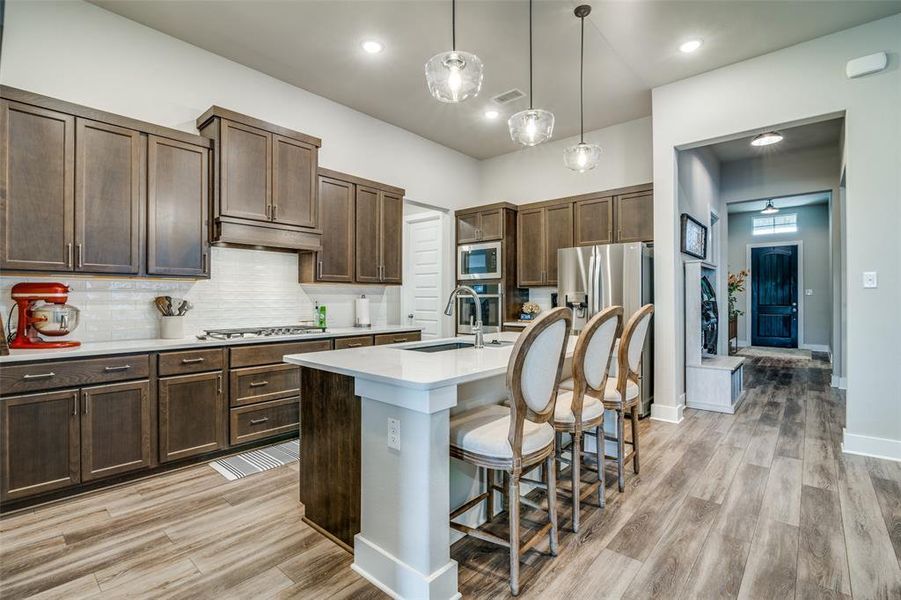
491,88,526,105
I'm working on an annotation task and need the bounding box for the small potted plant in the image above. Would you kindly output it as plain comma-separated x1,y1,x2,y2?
520,302,541,321
727,270,748,353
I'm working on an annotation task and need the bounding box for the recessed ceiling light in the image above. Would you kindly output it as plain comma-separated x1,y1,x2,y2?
484,109,499,120
679,39,703,53
751,131,784,146
361,40,383,54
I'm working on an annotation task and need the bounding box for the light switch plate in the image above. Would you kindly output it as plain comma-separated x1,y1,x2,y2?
387,417,401,451
863,271,878,288
805,289,813,296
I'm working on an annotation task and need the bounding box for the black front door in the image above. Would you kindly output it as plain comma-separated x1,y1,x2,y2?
751,245,799,348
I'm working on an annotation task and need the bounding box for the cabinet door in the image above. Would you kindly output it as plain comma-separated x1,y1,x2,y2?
220,120,271,222
147,136,209,277
517,208,545,287
316,176,354,282
0,100,75,271
272,134,317,228
158,372,224,463
80,380,151,481
380,191,403,284
574,196,612,246
354,186,381,283
456,212,480,244
615,190,654,242
0,389,80,502
478,209,504,241
75,119,142,274
545,204,574,286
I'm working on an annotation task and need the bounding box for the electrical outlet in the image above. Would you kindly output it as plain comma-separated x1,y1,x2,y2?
387,417,401,451
805,289,813,296
863,271,878,288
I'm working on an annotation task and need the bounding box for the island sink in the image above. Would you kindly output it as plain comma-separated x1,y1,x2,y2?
403,339,515,353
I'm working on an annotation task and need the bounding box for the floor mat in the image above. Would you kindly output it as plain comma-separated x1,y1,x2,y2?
737,346,812,360
209,439,299,481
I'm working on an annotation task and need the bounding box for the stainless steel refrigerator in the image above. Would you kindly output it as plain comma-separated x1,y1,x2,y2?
557,243,654,416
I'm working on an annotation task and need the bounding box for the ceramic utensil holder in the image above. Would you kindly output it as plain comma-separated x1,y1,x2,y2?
160,316,184,339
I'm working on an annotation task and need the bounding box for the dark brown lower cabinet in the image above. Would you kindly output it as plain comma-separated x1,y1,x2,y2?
0,389,80,502
158,371,225,463
80,380,151,481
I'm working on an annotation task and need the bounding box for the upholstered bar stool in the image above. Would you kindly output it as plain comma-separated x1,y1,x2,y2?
449,308,572,596
551,306,622,532
558,304,654,492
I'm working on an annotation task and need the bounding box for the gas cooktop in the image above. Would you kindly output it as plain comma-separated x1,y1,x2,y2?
200,325,327,340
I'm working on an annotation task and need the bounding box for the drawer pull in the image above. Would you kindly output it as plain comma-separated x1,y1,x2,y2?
23,372,55,380
392,338,408,343
249,417,269,425
103,365,131,372
347,343,363,348
249,380,270,388
181,357,205,364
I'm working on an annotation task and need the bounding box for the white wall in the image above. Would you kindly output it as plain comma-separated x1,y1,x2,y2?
0,1,480,211
478,117,653,205
652,14,901,459
727,204,832,348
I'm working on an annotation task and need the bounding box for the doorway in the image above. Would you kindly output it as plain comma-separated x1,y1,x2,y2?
749,243,800,348
402,209,449,339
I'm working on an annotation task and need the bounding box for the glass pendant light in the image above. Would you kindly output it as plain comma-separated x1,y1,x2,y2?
425,0,483,103
760,199,779,214
564,5,601,172
508,0,554,146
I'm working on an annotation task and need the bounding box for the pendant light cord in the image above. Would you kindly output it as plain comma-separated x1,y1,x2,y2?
529,0,533,109
452,0,456,51
579,13,584,143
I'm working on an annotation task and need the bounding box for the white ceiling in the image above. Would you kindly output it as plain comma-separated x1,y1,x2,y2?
709,118,844,163
90,0,901,159
727,191,830,214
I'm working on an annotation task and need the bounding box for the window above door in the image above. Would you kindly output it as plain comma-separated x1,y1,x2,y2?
753,213,797,236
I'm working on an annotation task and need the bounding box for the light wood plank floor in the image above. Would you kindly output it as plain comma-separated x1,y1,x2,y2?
2,354,899,599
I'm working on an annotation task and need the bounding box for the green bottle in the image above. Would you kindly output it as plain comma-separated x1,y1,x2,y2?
317,304,327,329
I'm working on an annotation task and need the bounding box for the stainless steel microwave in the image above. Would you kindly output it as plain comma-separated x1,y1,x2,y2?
457,241,502,281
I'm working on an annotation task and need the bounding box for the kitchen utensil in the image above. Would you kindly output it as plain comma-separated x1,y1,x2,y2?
9,282,81,349
177,300,192,316
154,296,170,316
164,296,174,316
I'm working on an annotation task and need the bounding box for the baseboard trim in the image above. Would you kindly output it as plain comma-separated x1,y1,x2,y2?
842,428,901,462
831,375,848,390
800,343,831,353
650,398,685,424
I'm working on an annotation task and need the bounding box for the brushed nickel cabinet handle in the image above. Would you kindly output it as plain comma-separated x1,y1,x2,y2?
347,343,363,348
23,372,55,380
104,365,131,372
66,243,73,269
72,393,78,417
217,374,222,395
273,204,278,220
249,417,269,425
76,243,83,268
181,357,205,364
202,253,208,273
265,204,271,219
249,380,269,388
317,260,323,280
82,391,89,415
392,338,407,343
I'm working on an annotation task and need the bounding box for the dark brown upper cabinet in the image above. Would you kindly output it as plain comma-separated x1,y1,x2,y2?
147,136,210,277
301,168,405,285
0,389,80,502
456,206,506,244
197,107,322,252
0,87,212,278
0,100,75,272
574,195,613,246
75,119,142,274
80,380,152,482
516,204,572,287
615,189,654,242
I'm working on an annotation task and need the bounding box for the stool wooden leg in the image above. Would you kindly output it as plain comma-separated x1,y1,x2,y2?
546,453,558,555
509,474,521,596
617,408,625,492
571,429,581,532
486,468,495,518
502,472,510,511
630,405,640,474
597,420,605,508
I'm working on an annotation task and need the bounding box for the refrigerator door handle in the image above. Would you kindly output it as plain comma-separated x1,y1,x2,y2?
587,250,596,317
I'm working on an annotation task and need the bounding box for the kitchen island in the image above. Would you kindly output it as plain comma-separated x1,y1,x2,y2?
284,332,579,600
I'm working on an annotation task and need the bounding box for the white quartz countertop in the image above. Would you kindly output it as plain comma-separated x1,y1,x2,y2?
0,325,422,364
283,331,577,390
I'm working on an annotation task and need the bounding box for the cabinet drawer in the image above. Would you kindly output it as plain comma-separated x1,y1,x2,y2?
229,339,332,368
230,364,300,408
230,398,299,446
333,335,374,350
373,331,421,346
0,355,150,395
159,348,225,376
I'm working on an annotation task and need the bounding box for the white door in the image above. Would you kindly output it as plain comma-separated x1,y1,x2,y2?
403,212,445,339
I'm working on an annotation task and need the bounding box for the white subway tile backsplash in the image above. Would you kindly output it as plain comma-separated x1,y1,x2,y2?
0,247,397,343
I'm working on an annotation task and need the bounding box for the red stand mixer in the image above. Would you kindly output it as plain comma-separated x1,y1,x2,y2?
9,282,81,349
